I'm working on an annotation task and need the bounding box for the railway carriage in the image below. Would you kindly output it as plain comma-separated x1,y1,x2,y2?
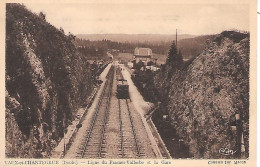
116,79,129,99
116,66,129,99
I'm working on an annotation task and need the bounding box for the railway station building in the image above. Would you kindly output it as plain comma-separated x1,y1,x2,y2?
133,48,153,65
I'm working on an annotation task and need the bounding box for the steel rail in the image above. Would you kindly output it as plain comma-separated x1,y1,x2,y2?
118,99,124,158
125,99,141,158
98,68,114,158
81,67,113,158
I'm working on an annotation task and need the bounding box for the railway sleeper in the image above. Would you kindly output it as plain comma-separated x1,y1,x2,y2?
99,150,107,154
82,153,99,157
123,145,136,148
87,142,100,145
100,141,107,145
118,153,124,157
138,151,145,155
99,146,107,149
122,137,135,140
123,142,136,145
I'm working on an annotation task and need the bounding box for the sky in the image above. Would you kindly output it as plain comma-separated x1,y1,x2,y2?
23,3,249,35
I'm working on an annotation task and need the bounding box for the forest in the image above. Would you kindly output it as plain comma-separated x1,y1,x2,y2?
74,34,216,60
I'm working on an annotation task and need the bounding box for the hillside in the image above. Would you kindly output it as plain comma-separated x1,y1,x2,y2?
178,34,216,59
6,4,97,158
76,34,196,43
154,31,249,158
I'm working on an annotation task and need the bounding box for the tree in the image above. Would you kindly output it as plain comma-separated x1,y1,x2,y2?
39,12,46,21
147,61,154,66
134,60,144,71
68,32,76,41
60,27,64,34
166,41,183,67
178,50,183,63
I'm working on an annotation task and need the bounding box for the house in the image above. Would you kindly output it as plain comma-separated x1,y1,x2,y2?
133,48,152,65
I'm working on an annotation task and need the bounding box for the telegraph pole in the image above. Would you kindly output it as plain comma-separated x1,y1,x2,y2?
63,112,66,157
176,29,178,49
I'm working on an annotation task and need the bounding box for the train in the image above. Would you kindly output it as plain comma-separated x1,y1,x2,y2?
116,67,129,99
117,79,129,99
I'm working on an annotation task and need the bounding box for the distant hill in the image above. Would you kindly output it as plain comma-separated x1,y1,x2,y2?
178,34,216,59
75,34,216,60
76,34,196,43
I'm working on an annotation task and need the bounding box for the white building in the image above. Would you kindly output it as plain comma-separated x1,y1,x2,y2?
133,48,152,65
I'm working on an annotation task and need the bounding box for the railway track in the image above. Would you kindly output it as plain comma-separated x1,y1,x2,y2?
66,65,157,159
77,66,114,158
118,99,144,158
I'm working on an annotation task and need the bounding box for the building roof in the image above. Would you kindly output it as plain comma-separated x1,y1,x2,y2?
134,55,151,58
134,48,152,56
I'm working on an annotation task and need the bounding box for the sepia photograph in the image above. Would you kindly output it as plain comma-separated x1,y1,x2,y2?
2,0,257,166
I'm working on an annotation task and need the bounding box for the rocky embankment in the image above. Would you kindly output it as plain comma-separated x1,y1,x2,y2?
154,31,249,158
6,4,96,158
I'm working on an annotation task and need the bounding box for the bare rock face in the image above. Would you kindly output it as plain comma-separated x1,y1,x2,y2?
155,31,249,158
6,4,95,158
